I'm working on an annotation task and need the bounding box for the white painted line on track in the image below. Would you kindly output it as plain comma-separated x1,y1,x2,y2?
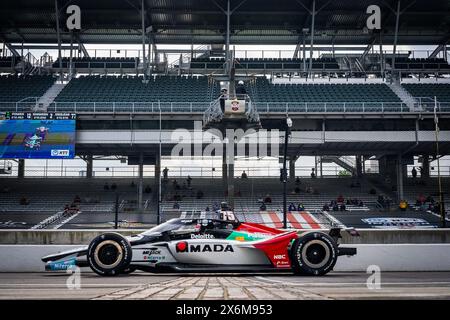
254,276,450,287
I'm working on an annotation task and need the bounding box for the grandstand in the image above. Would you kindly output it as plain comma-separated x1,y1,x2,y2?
0,0,449,231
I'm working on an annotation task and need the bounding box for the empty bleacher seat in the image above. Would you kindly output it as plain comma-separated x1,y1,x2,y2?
54,75,220,107
252,78,401,112
0,75,55,103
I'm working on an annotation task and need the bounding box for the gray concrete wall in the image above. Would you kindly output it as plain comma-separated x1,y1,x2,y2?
1,244,450,272
1,229,449,245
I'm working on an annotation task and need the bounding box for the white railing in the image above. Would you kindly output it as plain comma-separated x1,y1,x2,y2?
1,100,450,114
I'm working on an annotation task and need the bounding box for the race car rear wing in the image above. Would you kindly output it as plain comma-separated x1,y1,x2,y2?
329,227,359,257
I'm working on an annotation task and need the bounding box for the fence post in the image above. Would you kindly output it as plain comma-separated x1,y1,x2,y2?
343,102,346,113
94,102,96,113
113,102,115,113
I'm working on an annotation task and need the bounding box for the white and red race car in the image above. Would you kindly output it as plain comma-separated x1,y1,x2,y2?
42,211,357,276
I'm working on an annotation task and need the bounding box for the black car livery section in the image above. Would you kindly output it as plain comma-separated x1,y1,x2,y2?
42,217,358,276
176,242,235,253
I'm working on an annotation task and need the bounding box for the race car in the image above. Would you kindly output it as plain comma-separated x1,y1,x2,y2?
42,210,358,276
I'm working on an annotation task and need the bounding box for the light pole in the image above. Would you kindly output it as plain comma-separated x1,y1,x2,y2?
157,101,162,225
434,97,446,228
282,116,293,229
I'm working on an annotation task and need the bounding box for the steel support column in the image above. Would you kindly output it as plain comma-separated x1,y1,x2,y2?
18,159,25,178
86,155,93,178
226,137,234,209
155,153,161,223
141,0,147,81
138,153,144,210
289,158,296,181
379,33,384,75
308,0,316,77
392,0,401,75
396,153,404,202
54,0,63,83
225,0,231,74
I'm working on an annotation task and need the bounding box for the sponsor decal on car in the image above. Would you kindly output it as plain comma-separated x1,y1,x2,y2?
190,234,215,239
175,242,234,253
46,258,76,271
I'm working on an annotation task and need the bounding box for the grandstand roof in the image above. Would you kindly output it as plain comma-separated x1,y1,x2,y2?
0,0,449,45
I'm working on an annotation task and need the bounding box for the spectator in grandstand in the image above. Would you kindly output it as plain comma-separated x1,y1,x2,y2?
111,182,117,191
426,195,435,203
259,202,267,211
173,193,182,201
219,88,228,112
297,203,305,212
399,200,408,211
205,206,210,212
186,175,192,188
288,203,296,211
1,187,11,193
310,168,316,178
358,200,364,207
20,196,30,205
305,186,313,193
130,181,135,188
295,176,301,185
196,190,204,199
294,186,301,194
235,81,247,96
340,203,346,211
264,194,272,203
332,203,339,211
213,202,220,211
144,185,152,193
411,167,417,179
369,188,377,195
182,181,187,190
241,171,248,179
173,202,180,210
416,194,426,205
73,195,81,204
322,203,330,212
337,195,344,203
103,182,109,190
163,167,169,180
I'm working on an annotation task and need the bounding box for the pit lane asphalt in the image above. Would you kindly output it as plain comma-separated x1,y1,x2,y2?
0,272,449,299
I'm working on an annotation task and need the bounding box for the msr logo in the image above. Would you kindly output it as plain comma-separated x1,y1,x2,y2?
175,242,234,253
176,241,188,252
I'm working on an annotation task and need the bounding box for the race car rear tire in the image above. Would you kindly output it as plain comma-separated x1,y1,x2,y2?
291,232,338,276
87,233,132,276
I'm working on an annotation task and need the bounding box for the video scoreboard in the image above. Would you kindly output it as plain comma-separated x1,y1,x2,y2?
0,112,76,120
0,112,76,159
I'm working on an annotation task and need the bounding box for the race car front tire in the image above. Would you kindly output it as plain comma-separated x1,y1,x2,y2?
291,232,338,276
87,233,132,276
